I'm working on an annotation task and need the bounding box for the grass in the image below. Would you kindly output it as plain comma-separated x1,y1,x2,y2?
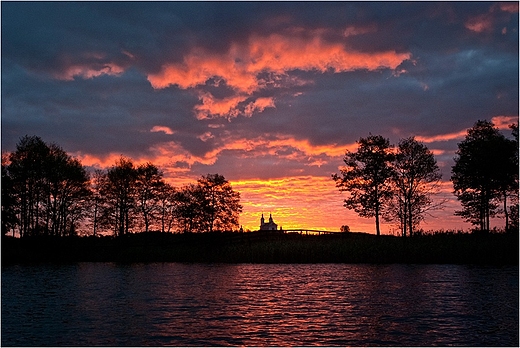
2,231,518,264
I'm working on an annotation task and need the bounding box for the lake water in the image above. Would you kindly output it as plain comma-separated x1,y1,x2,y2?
2,263,518,346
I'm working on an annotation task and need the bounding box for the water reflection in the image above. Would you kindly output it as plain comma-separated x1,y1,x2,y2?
2,264,518,346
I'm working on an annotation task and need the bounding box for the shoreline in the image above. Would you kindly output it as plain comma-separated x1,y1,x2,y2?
2,231,518,265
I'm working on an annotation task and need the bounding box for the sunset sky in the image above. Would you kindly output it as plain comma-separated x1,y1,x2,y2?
2,2,518,234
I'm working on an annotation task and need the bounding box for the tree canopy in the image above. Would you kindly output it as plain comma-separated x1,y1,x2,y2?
452,120,518,232
333,134,395,236
2,136,91,237
386,137,442,236
2,136,243,236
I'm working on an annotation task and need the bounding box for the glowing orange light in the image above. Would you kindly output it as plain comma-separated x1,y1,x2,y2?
147,31,411,119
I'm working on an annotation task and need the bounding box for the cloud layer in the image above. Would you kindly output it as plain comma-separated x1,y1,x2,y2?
2,2,518,232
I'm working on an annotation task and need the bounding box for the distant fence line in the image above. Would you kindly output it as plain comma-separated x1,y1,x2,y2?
280,229,342,235
251,229,343,235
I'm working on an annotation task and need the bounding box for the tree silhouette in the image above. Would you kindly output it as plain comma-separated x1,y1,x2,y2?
4,136,91,237
99,156,138,236
2,136,248,237
333,135,395,236
385,137,443,236
135,162,165,233
502,123,518,232
451,120,518,232
45,144,91,236
173,183,206,232
7,136,50,236
1,154,17,235
156,182,176,233
196,174,242,232
88,169,105,236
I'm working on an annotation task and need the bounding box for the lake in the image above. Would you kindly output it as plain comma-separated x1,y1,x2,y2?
2,263,518,346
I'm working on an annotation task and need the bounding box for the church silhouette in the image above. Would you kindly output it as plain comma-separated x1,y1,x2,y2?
260,213,278,231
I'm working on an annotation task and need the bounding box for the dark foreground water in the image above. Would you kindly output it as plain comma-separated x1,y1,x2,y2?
2,263,518,346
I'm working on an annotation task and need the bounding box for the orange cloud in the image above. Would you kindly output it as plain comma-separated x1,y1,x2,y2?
491,115,518,129
244,97,276,117
194,93,245,119
465,14,494,33
210,134,355,161
56,62,125,80
150,126,175,135
465,3,519,33
498,2,519,13
430,149,446,156
416,130,468,143
193,94,276,120
147,31,411,118
149,34,410,91
415,116,518,144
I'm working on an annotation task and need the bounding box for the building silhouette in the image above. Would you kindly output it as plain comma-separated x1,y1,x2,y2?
260,213,278,231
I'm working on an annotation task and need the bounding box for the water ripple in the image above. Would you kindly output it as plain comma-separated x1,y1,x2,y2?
2,263,518,346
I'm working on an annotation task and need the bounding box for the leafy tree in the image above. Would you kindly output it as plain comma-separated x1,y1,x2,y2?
505,123,519,232
88,169,106,236
7,136,50,236
1,154,17,236
156,182,176,233
451,120,517,232
340,225,350,233
5,136,91,237
135,162,165,232
44,144,91,236
196,174,242,232
385,137,442,236
173,183,206,232
99,156,138,236
333,135,395,236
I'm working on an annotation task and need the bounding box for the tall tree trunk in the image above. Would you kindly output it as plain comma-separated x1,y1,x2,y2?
93,199,98,236
375,204,381,236
503,191,509,232
408,201,413,237
402,202,407,237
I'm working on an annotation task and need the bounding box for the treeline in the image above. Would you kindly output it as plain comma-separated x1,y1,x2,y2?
1,136,242,237
2,230,518,264
333,120,519,236
2,119,518,239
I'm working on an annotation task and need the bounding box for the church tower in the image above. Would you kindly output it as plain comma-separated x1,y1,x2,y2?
260,213,278,231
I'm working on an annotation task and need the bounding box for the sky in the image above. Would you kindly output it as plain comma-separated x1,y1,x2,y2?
2,1,519,234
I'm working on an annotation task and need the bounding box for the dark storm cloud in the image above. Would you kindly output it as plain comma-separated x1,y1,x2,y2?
2,2,508,76
1,1,518,176
1,64,202,157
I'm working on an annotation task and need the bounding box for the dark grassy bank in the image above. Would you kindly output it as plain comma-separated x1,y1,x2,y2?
2,231,518,265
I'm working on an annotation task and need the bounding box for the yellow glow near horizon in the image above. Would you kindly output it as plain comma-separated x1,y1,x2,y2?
231,176,472,234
